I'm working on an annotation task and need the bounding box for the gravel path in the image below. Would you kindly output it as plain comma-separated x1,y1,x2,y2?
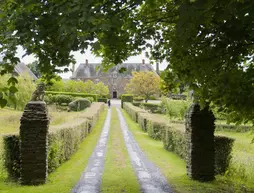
116,108,173,193
72,109,111,193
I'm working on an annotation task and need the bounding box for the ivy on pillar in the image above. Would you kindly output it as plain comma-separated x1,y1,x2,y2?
20,83,49,185
185,103,215,181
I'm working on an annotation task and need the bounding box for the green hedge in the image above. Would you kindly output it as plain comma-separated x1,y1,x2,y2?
3,134,20,179
123,102,234,175
98,98,107,103
121,94,133,108
142,103,161,113
123,102,146,122
69,98,91,111
45,91,98,101
3,103,104,180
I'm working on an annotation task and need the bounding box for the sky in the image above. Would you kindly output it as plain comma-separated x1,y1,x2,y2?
15,46,169,79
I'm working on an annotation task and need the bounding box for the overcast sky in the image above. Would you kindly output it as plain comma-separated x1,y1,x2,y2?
15,46,169,79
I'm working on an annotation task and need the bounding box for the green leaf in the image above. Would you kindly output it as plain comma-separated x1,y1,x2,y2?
0,98,7,108
118,67,127,73
7,77,18,85
9,85,18,93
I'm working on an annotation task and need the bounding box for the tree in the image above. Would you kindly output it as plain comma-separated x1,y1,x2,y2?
125,71,161,102
0,0,254,123
27,61,41,78
94,82,109,97
0,73,36,110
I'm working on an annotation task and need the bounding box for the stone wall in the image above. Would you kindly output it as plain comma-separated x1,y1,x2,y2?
20,101,49,185
185,103,215,181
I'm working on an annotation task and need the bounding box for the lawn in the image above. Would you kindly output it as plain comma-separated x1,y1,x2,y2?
101,107,141,193
0,108,107,193
121,109,254,193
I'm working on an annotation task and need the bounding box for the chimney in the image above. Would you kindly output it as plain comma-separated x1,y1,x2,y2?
156,62,160,75
71,63,75,76
142,59,145,64
85,59,88,65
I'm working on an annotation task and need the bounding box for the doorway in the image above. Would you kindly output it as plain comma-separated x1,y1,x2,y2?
113,91,117,99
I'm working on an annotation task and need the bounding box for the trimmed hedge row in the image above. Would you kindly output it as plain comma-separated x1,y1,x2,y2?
3,102,105,179
123,102,234,175
121,94,133,108
45,91,98,101
98,98,107,103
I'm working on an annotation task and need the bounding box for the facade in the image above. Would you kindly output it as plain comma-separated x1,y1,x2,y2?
71,59,159,98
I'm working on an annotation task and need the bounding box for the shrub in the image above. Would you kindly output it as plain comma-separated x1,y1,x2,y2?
3,103,105,179
133,96,144,102
54,95,74,105
98,98,107,103
123,102,234,175
214,136,235,174
45,91,98,101
147,120,168,140
160,97,191,120
132,102,142,107
121,94,133,108
85,97,94,103
68,98,91,111
3,134,20,179
142,103,161,113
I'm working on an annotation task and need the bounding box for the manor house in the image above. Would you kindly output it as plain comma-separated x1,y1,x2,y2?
71,59,159,98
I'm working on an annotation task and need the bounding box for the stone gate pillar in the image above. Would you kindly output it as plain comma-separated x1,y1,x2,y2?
185,103,215,181
20,101,49,185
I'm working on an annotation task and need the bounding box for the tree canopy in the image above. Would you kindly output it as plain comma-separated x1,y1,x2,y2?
125,71,161,102
0,0,254,123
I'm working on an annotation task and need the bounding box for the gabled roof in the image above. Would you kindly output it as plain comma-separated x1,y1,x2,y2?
72,62,157,79
14,63,38,80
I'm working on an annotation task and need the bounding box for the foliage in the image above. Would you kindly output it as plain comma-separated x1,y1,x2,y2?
84,97,94,103
141,103,161,113
54,95,74,105
97,98,107,103
160,97,191,120
68,98,91,111
0,0,253,124
27,61,41,78
123,102,235,175
125,72,161,102
121,94,134,108
0,74,36,110
133,96,144,102
47,79,109,97
2,103,105,179
46,91,98,101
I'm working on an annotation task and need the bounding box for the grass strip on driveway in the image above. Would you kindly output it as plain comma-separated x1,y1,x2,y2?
101,107,141,193
0,109,107,193
121,109,254,193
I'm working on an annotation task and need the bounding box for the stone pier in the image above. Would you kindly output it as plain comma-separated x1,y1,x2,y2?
20,101,49,185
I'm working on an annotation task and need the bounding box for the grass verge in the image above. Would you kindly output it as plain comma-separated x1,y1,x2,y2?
101,107,141,193
0,108,107,193
121,109,254,193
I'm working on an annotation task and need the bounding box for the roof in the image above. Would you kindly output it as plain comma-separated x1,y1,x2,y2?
72,62,157,79
14,63,38,80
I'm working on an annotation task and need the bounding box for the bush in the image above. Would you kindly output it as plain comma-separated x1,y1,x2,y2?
45,91,98,101
98,98,107,103
54,95,74,105
121,94,133,108
132,102,142,107
85,97,94,103
68,98,91,111
142,103,161,113
123,102,234,175
133,96,144,102
214,136,235,174
3,134,20,179
160,97,191,120
3,103,105,179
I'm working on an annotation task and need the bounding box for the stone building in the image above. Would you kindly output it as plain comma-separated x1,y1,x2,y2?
71,59,159,98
